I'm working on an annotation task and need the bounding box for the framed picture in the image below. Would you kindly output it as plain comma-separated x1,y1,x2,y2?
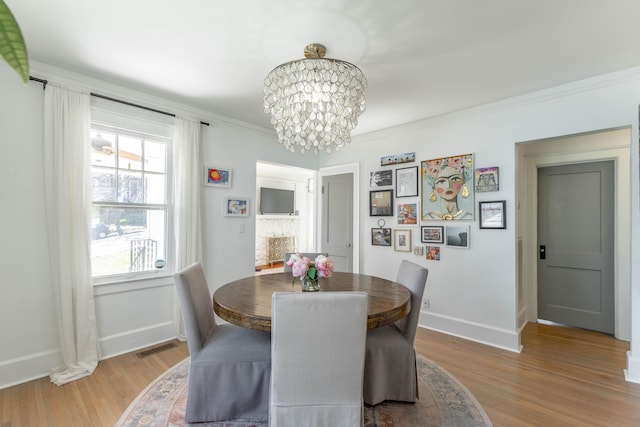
397,202,418,225
413,246,424,256
393,229,412,252
370,170,393,187
369,189,394,216
479,200,506,229
396,166,419,197
445,225,469,248
381,152,415,166
205,166,232,188
421,226,444,243
475,167,499,192
425,245,441,261
224,197,249,217
421,154,474,221
371,228,392,246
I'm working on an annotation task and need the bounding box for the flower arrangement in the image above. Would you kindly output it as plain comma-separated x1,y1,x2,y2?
286,253,334,291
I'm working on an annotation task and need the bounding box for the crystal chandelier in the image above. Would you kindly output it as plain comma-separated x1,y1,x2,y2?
263,43,367,155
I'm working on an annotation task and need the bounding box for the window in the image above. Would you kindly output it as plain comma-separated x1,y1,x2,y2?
89,111,172,279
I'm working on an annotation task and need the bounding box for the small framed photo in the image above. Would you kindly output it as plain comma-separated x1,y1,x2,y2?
479,200,506,229
393,229,412,252
421,226,444,243
370,170,393,187
426,245,441,261
395,166,419,197
413,246,424,256
205,166,232,188
371,228,392,246
224,197,249,217
397,202,418,225
370,189,394,216
381,152,415,166
475,167,499,192
445,225,469,248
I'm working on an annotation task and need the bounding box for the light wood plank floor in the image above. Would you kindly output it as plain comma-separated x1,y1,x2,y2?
416,322,640,427
1,322,639,426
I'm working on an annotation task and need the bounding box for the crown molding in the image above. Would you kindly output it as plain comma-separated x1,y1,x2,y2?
354,66,640,143
29,60,275,136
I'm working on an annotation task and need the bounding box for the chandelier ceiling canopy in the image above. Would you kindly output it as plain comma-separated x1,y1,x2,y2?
263,43,367,155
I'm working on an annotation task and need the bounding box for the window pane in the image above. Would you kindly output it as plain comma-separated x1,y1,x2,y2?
91,206,166,276
90,131,116,167
146,173,166,204
118,170,143,203
92,167,116,202
145,140,166,173
118,135,143,171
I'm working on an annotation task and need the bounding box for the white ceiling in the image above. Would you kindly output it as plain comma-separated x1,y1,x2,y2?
10,0,640,136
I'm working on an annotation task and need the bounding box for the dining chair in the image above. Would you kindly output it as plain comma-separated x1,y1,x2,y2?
363,260,429,406
283,252,328,272
270,291,368,427
174,262,271,423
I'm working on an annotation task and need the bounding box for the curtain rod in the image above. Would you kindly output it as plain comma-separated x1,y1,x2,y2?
29,76,210,126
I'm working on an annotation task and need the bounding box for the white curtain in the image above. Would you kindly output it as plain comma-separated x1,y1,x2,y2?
172,117,203,340
44,85,99,385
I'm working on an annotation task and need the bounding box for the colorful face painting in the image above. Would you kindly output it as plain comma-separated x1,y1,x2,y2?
421,154,474,221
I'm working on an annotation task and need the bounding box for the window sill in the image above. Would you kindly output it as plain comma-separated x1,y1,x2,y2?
93,270,174,296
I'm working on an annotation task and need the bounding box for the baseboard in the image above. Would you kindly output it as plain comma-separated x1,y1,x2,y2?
1,321,177,390
0,348,62,390
419,310,522,353
99,321,177,359
624,351,640,383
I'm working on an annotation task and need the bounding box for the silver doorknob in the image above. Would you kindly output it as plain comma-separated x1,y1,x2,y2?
346,243,352,247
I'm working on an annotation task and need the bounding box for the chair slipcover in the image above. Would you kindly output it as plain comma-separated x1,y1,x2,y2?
283,252,328,272
270,292,368,427
363,260,429,406
174,262,271,422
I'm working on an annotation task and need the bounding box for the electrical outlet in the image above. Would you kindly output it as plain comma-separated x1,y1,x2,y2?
423,298,430,309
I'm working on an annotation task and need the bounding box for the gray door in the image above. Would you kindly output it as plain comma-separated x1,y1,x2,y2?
321,173,353,272
537,161,614,334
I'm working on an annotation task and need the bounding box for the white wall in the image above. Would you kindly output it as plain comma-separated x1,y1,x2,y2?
320,69,640,369
2,60,640,387
0,62,318,389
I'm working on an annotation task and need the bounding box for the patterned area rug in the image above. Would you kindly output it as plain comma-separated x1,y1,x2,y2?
116,355,492,427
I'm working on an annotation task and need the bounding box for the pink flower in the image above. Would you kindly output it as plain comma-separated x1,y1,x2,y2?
315,255,334,278
287,252,334,282
447,156,464,168
291,259,309,278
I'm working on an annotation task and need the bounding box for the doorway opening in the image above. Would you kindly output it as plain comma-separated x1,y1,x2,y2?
255,161,317,275
516,127,631,341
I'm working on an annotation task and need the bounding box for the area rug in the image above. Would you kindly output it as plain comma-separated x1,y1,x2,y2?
116,355,492,427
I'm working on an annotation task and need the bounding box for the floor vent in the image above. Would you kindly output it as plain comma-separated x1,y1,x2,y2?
136,342,177,359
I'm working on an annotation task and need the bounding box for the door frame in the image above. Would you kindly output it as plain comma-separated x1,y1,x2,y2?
517,127,631,340
317,162,360,273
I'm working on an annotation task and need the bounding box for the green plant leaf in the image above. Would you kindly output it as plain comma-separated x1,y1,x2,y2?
0,0,29,83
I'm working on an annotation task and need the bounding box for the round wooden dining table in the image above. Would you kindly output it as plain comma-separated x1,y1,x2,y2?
213,271,411,332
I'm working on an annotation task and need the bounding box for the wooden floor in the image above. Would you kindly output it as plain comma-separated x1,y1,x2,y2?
416,323,640,427
1,322,639,426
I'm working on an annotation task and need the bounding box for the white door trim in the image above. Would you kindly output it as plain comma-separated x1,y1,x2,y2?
518,128,631,340
318,163,360,273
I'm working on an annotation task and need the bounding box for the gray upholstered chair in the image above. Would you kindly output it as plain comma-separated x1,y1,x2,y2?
283,252,329,272
270,292,368,427
174,262,271,423
363,260,429,406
